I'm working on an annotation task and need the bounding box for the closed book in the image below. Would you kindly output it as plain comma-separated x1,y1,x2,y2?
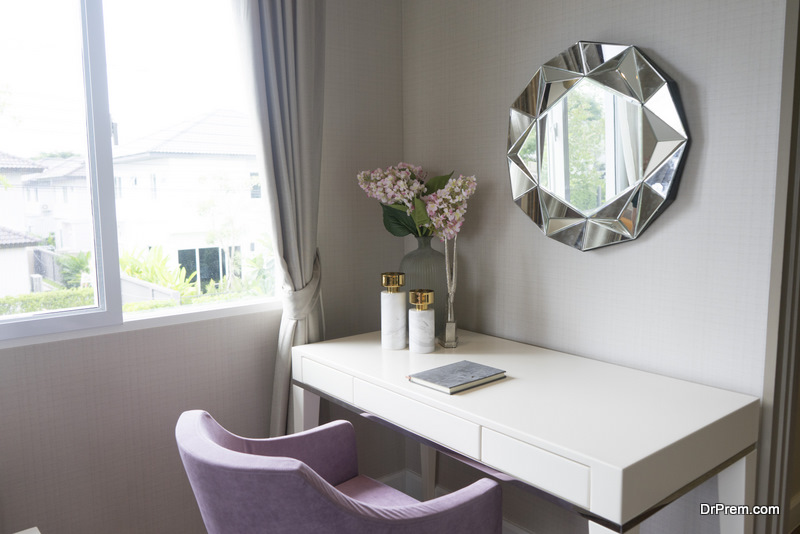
407,360,506,394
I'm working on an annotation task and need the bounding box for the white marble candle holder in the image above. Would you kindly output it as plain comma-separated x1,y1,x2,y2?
409,308,435,353
381,290,407,350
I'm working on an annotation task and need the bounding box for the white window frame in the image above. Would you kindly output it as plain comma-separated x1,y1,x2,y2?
0,0,279,344
0,0,122,340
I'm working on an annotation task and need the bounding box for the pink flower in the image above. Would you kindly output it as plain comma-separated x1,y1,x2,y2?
357,163,427,214
423,174,477,240
358,163,476,239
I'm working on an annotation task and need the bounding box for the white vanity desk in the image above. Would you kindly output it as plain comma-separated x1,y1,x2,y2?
291,330,759,533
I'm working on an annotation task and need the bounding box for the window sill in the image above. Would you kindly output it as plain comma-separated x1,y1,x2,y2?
0,297,283,351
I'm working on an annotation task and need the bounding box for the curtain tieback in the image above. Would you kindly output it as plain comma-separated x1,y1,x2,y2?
282,254,322,321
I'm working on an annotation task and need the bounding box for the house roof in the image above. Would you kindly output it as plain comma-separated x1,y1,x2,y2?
114,109,258,160
12,111,256,183
22,157,86,183
0,151,45,172
0,226,43,249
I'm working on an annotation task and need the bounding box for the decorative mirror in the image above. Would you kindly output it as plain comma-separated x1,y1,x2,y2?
507,41,689,251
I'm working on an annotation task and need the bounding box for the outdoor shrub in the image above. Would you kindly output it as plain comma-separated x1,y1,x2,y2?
0,287,94,315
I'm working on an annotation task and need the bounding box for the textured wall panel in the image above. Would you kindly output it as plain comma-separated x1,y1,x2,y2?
0,310,280,533
402,1,785,532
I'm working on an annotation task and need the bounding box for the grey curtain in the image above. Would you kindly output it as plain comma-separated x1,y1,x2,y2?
233,0,326,436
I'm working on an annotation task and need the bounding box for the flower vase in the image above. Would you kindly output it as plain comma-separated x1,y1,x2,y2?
400,236,446,337
440,235,458,348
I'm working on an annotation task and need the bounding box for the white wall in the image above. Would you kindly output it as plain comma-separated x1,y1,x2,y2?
0,173,29,232
114,154,265,257
0,247,31,297
400,0,787,532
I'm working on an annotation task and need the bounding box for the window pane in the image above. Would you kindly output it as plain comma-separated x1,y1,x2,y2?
0,0,100,320
103,0,275,314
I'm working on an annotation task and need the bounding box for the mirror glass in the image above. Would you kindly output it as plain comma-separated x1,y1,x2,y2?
507,42,689,251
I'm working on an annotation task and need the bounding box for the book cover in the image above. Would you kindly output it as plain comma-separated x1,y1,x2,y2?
407,360,506,394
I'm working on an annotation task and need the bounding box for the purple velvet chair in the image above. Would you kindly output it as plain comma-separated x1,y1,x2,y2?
176,410,502,534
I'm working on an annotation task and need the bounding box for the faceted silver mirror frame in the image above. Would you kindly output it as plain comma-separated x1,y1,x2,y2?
507,41,689,251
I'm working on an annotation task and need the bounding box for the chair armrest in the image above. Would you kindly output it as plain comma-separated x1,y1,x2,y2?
385,478,503,533
325,476,503,534
240,420,359,486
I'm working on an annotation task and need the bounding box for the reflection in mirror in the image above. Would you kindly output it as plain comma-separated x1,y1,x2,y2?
507,42,689,251
539,79,642,213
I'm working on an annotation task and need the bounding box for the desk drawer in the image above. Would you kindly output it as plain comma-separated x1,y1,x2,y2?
301,358,354,403
354,380,481,458
482,428,590,508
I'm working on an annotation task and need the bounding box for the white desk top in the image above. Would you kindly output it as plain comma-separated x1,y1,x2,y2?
292,330,759,526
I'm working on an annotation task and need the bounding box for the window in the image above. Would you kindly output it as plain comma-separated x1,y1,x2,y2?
0,0,275,340
105,0,274,314
0,0,119,338
250,173,262,199
178,246,242,294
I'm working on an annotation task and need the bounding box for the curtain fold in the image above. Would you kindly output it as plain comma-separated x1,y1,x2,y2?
233,0,326,436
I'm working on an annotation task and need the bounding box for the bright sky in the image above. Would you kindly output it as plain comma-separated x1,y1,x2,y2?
0,0,249,160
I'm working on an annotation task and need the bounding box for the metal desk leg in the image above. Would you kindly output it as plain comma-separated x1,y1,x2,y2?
291,384,320,433
420,444,438,501
718,449,757,534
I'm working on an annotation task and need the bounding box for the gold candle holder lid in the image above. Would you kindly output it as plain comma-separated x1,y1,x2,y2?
409,289,434,310
382,272,405,293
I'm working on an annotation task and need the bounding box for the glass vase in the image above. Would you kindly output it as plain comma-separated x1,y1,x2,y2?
440,235,458,348
400,236,446,336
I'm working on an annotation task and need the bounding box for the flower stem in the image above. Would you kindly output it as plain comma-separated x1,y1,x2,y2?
445,235,457,322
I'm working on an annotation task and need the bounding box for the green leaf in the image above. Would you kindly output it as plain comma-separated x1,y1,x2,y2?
411,197,431,229
424,172,454,196
381,204,416,237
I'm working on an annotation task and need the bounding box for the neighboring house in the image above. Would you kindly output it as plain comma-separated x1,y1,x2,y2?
14,110,267,293
111,109,266,290
0,226,42,298
0,153,49,299
22,156,93,251
0,151,44,235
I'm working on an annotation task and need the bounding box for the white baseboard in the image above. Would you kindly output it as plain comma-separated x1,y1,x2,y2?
377,468,533,534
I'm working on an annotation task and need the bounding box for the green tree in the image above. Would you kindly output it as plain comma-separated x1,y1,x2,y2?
197,171,260,292
519,125,537,171
57,251,91,289
120,246,197,296
566,83,607,212
245,236,275,295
